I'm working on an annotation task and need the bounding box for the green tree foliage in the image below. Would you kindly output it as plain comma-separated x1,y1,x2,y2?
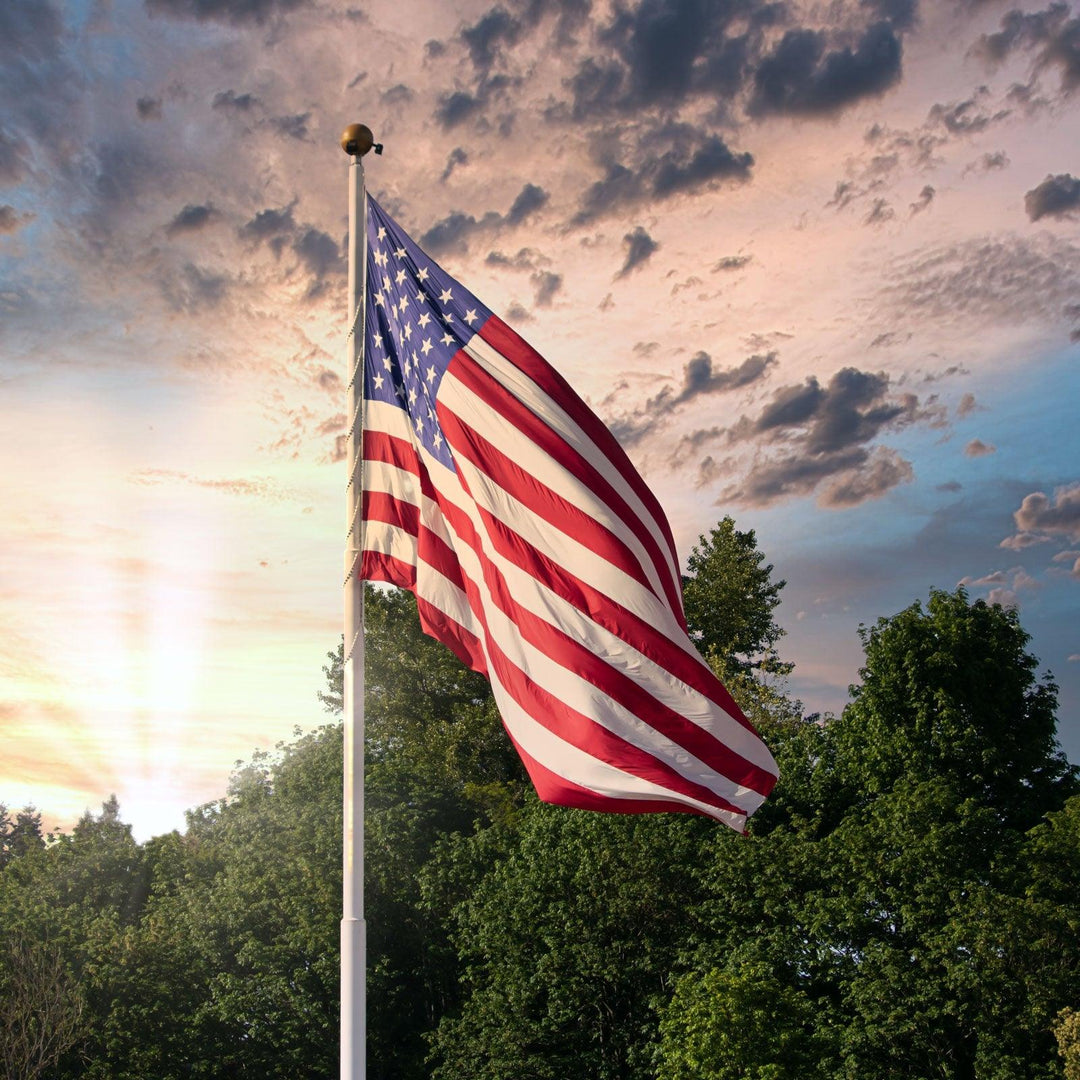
681,517,789,676
2,537,1078,1080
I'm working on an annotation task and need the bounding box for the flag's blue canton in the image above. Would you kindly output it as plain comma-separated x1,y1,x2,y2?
363,197,493,470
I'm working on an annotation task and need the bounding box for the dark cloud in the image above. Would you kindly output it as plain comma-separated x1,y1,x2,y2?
609,350,775,446
749,22,903,118
145,0,308,26
531,270,562,306
462,6,522,71
616,225,658,278
972,3,1080,92
240,203,297,255
212,89,261,112
381,84,415,106
652,135,754,198
1012,483,1080,541
964,438,996,457
572,129,752,224
505,182,549,224
962,150,1010,176
486,246,541,269
435,90,484,129
863,0,917,32
0,128,28,185
864,197,895,225
420,184,549,253
910,185,934,214
267,112,311,141
159,263,229,312
818,446,913,507
927,95,1009,135
136,96,163,121
956,392,979,417
712,254,752,272
292,228,340,294
166,203,217,236
1025,173,1080,221
719,366,930,507
425,39,447,59
0,205,33,234
441,147,468,182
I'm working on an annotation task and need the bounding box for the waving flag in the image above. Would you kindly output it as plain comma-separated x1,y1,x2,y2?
359,196,778,831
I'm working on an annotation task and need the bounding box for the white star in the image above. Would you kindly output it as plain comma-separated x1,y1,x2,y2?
415,417,424,434
415,290,426,304
441,332,454,346
408,386,417,404
374,291,385,307
439,288,453,304
465,309,478,325
394,382,404,398
394,246,406,259
426,365,436,381
418,312,431,328
374,249,387,268
421,338,433,355
443,313,454,324
377,226,387,241
398,295,409,313
373,373,385,390
403,323,412,340
395,268,407,285
382,275,391,291
433,431,442,448
373,333,383,349
417,267,430,282
382,357,392,372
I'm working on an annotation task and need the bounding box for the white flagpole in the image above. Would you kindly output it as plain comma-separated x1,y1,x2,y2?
340,122,376,1080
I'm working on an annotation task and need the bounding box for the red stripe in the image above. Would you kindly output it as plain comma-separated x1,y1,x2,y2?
363,550,488,675
448,352,685,620
429,476,773,803
506,732,746,828
437,404,655,597
363,428,423,478
478,315,684,621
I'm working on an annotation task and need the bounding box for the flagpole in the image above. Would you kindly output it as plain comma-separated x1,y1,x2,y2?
340,121,376,1080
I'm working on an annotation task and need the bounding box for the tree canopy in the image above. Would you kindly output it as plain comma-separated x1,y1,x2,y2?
1,525,1077,1079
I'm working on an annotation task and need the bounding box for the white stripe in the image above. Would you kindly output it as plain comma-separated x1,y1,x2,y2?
495,689,746,828
366,457,776,785
440,364,674,611
462,332,682,597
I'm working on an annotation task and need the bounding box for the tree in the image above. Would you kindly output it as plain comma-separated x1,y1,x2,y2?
0,936,87,1080
826,588,1075,830
681,517,789,677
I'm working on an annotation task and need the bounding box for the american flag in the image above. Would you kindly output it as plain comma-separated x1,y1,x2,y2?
359,195,778,831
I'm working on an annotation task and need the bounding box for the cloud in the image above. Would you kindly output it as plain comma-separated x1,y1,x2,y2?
818,446,914,507
864,198,895,226
609,351,776,447
0,127,28,185
130,468,290,499
749,22,903,118
0,205,33,234
881,234,1080,327
144,0,309,26
166,203,217,236
972,3,1080,93
616,226,658,278
267,112,311,141
964,438,996,457
956,392,980,417
434,90,484,129
999,532,1052,551
238,202,340,297
136,96,163,121
910,185,934,214
0,0,63,63
158,263,229,313
1025,173,1080,221
713,255,752,272
572,130,753,224
441,147,468,182
212,89,261,112
531,270,562,307
1012,483,1080,541
420,183,549,253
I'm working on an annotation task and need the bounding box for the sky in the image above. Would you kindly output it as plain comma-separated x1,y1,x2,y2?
2,0,1079,841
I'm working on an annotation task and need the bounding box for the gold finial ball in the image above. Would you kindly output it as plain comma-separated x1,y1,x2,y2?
340,123,374,157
